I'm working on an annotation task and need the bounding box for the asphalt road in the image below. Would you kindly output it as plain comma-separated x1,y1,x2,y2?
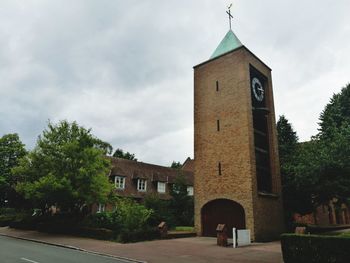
0,235,135,263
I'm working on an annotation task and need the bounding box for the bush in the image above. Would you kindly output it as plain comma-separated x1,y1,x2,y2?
0,208,18,226
119,227,160,243
0,214,15,227
84,211,121,232
78,227,117,240
7,211,42,230
143,194,177,227
281,233,350,263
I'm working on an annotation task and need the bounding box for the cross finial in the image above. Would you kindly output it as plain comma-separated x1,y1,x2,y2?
226,3,233,30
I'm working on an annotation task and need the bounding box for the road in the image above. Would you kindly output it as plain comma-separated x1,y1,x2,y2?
0,235,135,263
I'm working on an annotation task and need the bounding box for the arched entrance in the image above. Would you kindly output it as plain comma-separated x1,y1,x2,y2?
201,199,245,237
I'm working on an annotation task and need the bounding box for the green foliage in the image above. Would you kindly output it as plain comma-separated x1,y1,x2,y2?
14,120,113,212
116,198,153,231
277,115,298,165
119,227,160,243
170,161,182,169
112,148,137,161
174,226,195,231
0,134,27,207
319,83,350,140
85,198,155,242
85,211,121,232
169,174,194,226
143,194,174,226
281,233,350,263
277,84,350,220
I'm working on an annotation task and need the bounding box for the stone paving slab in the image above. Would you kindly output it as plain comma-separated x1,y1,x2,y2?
0,227,283,263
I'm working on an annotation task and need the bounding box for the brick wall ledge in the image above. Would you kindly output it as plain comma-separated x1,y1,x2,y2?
258,192,279,199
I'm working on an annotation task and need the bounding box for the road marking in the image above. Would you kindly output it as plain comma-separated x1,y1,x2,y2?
20,258,40,263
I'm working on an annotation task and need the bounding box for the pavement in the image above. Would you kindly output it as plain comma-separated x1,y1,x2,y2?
0,227,283,263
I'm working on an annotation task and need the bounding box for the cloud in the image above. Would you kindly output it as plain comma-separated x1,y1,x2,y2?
0,0,349,165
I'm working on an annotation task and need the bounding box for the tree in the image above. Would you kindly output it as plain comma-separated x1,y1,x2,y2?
277,115,298,165
0,134,27,207
169,173,194,226
170,161,182,169
112,148,137,161
315,83,350,203
277,116,314,217
319,83,350,139
14,120,113,213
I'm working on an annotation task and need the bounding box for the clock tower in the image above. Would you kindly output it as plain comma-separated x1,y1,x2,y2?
193,29,284,241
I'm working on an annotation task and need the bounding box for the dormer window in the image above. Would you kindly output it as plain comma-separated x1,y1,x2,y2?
115,176,125,189
137,179,147,192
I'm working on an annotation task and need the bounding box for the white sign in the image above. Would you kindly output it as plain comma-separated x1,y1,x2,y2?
237,229,251,246
232,228,251,248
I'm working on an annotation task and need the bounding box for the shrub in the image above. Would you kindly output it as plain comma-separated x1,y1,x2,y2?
0,214,15,226
84,211,121,232
116,198,153,232
8,212,40,230
119,227,160,243
78,227,117,240
143,194,175,227
281,233,350,263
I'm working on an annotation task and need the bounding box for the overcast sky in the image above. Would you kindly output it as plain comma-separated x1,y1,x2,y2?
1,0,349,166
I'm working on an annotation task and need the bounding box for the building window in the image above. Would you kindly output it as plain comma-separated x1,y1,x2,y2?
115,176,125,189
187,186,194,196
157,182,166,193
97,203,105,213
218,162,222,175
137,179,147,192
217,119,220,131
216,80,219,91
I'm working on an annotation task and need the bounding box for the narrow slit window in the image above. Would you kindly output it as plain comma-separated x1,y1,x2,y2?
216,80,219,91
218,162,222,175
217,119,220,131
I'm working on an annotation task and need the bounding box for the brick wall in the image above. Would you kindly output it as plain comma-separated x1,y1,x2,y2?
194,47,284,241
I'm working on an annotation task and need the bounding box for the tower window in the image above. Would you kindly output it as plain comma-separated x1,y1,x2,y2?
217,120,220,131
218,162,222,175
216,80,219,91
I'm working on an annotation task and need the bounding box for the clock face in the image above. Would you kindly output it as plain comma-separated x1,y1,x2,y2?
251,77,264,102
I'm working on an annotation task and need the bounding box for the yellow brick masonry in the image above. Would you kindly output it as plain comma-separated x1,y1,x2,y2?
193,47,284,241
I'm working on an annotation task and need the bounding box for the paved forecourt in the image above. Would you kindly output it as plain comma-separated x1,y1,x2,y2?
0,235,134,263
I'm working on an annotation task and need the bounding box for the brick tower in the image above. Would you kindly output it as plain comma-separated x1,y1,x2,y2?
193,29,284,241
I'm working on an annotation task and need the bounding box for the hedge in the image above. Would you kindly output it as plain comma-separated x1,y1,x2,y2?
119,227,160,243
281,233,350,263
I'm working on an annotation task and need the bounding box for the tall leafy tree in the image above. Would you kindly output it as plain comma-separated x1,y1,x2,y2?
315,83,350,204
277,116,314,216
112,148,137,161
319,83,350,139
277,115,298,165
0,134,27,206
14,120,113,213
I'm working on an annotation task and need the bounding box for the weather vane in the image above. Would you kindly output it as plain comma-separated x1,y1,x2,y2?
226,3,233,30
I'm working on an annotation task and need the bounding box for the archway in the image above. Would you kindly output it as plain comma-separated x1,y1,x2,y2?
201,199,245,237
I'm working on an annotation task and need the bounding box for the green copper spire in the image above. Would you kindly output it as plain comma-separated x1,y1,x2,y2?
210,30,243,59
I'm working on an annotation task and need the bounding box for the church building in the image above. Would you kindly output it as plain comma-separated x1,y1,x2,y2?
193,27,284,241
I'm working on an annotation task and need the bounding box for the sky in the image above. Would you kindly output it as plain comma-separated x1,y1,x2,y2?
1,0,349,166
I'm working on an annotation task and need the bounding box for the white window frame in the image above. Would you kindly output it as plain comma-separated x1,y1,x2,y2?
187,186,194,196
97,203,105,213
157,181,166,193
115,176,125,189
137,178,147,192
